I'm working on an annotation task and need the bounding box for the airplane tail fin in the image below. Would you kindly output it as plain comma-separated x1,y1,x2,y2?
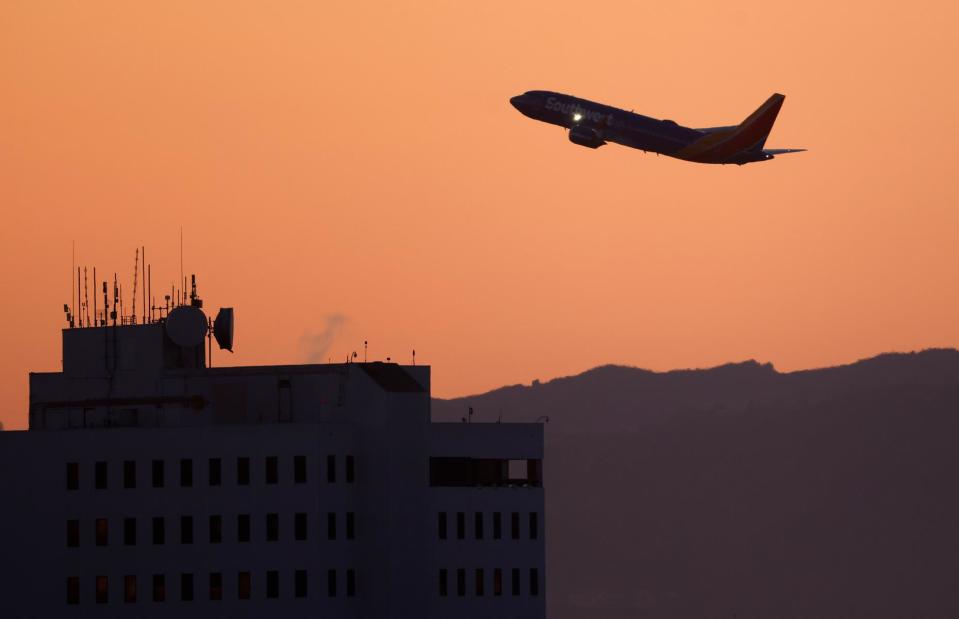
737,93,785,151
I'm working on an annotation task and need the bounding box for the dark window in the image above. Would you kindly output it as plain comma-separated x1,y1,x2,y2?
237,514,250,542
266,513,279,542
475,569,484,596
345,455,355,483
294,455,307,483
67,519,79,547
123,460,136,489
153,574,165,602
493,512,502,539
152,460,164,488
265,457,278,484
346,569,356,597
95,461,107,490
456,512,465,539
327,512,336,540
208,458,221,486
438,512,447,540
326,455,336,483
180,573,194,601
66,462,79,490
180,515,193,544
346,512,355,540
327,569,336,597
209,515,222,543
266,570,279,599
237,457,250,485
66,576,79,604
209,573,222,601
438,569,448,597
123,517,136,546
294,570,307,598
95,518,108,546
180,459,193,487
96,575,108,604
511,568,520,596
124,575,136,603
493,568,502,596
456,569,466,597
529,512,539,540
511,512,520,540
294,513,307,541
152,517,165,545
238,572,251,600
474,512,484,540
529,568,539,596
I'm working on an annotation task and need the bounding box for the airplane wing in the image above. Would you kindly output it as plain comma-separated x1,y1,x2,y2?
762,148,807,155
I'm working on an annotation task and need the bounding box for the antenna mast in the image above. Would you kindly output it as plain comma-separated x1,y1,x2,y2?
131,248,139,325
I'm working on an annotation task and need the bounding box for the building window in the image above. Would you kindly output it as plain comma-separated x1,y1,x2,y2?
96,575,108,604
67,519,79,547
265,456,278,484
123,460,136,489
294,513,308,541
529,568,539,596
208,458,221,486
238,572,251,600
493,512,502,539
438,569,448,597
181,515,194,544
237,457,250,485
66,462,79,490
181,573,194,601
209,515,222,543
456,512,465,540
327,569,336,597
266,513,279,542
529,512,539,540
209,572,222,601
326,455,336,483
266,570,279,599
456,569,465,597
327,512,336,540
474,512,484,540
437,512,447,540
95,461,108,490
346,569,356,597
123,517,136,546
95,518,108,546
511,512,520,540
294,455,307,483
346,455,355,483
493,568,503,596
66,576,79,604
475,569,484,596
152,460,164,488
124,575,136,603
152,517,165,545
294,570,307,598
180,459,193,487
152,574,165,602
346,512,355,540
237,514,250,542
511,568,520,596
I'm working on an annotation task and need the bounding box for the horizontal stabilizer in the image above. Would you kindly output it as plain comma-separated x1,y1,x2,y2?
763,148,806,155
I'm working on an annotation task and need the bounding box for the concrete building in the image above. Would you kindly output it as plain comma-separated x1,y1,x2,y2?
0,295,545,618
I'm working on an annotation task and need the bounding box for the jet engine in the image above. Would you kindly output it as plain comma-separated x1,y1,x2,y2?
568,125,606,148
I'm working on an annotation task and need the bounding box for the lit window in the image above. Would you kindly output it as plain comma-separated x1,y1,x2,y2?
95,575,108,604
124,575,136,603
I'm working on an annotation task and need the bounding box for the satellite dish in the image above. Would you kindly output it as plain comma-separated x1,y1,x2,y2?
166,306,208,348
213,308,234,352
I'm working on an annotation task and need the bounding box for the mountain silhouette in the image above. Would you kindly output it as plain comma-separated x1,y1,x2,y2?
433,349,959,619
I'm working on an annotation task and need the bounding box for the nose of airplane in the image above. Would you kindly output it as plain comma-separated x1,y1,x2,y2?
509,94,525,111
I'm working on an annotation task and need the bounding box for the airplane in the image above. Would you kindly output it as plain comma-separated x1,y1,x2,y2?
509,90,805,165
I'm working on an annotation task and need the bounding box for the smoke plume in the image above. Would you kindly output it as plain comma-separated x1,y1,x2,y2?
300,314,347,363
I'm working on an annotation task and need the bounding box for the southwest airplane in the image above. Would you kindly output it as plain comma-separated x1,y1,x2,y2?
509,90,805,165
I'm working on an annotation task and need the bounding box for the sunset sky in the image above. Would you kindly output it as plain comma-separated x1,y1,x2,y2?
2,1,957,429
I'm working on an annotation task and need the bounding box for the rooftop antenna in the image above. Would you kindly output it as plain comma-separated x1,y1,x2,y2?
93,268,97,326
179,227,183,306
412,349,416,365
76,267,81,328
83,267,90,327
111,275,118,326
147,264,152,322
70,241,75,328
131,248,139,325
102,281,109,326
364,340,368,363
142,246,146,324
119,282,124,323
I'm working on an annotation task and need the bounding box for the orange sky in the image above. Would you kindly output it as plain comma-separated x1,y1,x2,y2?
2,2,958,430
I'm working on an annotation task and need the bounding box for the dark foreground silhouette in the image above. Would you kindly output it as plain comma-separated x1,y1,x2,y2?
433,350,959,619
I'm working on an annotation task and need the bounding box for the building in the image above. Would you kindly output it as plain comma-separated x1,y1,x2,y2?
0,288,545,618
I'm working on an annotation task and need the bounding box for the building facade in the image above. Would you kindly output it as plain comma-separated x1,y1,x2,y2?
0,307,544,618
